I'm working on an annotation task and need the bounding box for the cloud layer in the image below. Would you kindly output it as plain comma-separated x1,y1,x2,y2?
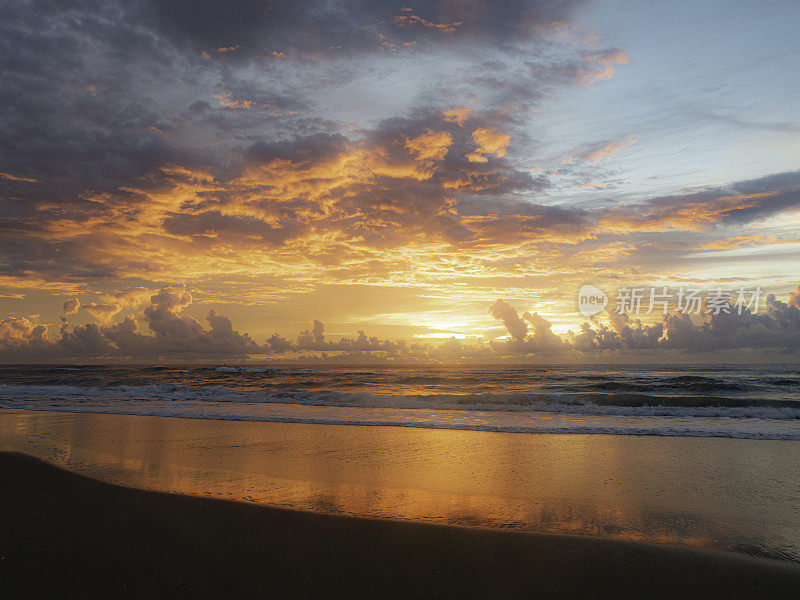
1,1,798,359
2,285,799,361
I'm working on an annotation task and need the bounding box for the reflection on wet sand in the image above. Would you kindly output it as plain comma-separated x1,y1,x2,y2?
2,409,799,562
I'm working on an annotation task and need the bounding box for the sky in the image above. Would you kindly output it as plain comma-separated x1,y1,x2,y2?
0,0,799,362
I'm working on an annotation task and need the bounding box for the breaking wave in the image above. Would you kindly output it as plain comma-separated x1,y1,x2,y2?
1,376,800,440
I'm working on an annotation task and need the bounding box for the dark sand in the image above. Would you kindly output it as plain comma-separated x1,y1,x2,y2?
2,452,799,599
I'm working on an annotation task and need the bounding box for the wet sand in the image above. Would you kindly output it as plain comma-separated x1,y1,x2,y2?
3,409,800,560
3,451,800,599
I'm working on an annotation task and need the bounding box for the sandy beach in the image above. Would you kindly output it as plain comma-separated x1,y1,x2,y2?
3,450,800,598
3,409,800,560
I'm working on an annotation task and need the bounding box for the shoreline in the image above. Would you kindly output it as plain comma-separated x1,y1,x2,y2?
3,408,800,563
3,451,800,599
4,398,800,441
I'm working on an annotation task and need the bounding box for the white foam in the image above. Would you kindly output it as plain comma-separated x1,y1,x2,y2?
1,383,799,418
215,366,322,374
2,383,800,440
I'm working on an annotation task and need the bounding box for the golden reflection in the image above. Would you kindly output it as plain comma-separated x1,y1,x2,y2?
2,409,799,560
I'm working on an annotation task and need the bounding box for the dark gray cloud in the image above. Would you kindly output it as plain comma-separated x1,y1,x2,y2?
0,285,261,359
0,0,600,286
0,0,588,198
488,299,564,353
0,0,197,198
139,0,586,60
2,286,800,361
600,170,800,233
0,285,409,359
571,294,800,353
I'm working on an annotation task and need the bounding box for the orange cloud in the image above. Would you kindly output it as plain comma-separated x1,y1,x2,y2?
392,10,462,33
574,49,630,87
25,120,589,294
471,128,510,160
696,234,800,251
0,275,84,293
442,106,471,127
213,93,254,110
583,49,630,65
83,302,121,325
62,298,80,314
600,191,780,233
465,152,488,163
0,316,46,346
405,130,453,162
0,172,37,183
574,64,615,86
578,135,637,162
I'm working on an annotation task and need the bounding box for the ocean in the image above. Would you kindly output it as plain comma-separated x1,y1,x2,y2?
1,363,799,440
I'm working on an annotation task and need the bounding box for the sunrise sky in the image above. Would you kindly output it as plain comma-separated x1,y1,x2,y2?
1,0,799,361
